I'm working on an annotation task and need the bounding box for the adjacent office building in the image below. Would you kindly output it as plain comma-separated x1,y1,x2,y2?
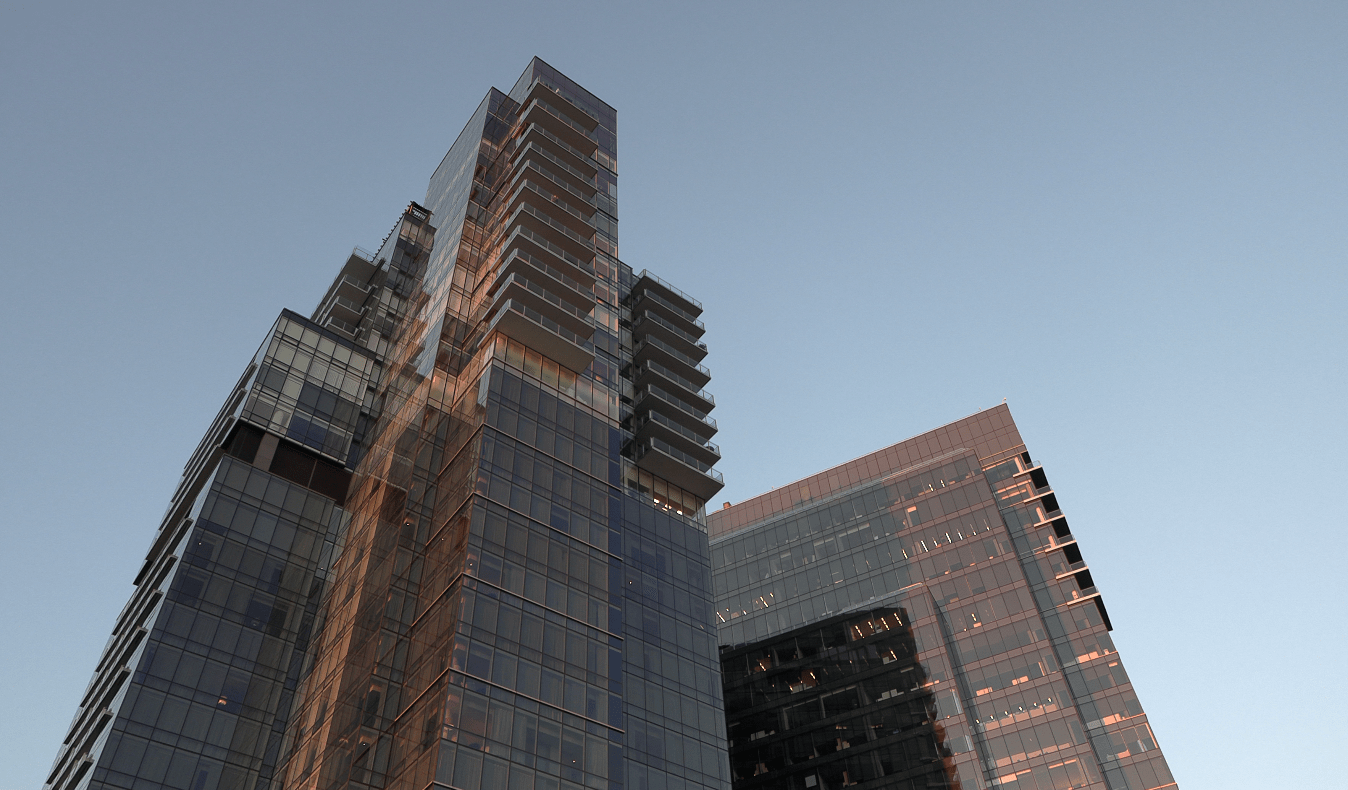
708,406,1175,790
46,59,731,790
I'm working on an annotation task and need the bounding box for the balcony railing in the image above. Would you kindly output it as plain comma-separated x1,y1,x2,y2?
491,250,593,310
509,159,597,207
632,287,705,334
636,385,717,431
634,360,714,407
523,96,599,142
634,410,719,451
491,272,594,334
513,141,596,193
633,311,708,358
519,122,598,174
504,226,597,284
632,336,711,384
511,202,596,256
635,269,702,313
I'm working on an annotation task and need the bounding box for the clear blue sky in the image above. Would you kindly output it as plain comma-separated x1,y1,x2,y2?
2,2,1344,788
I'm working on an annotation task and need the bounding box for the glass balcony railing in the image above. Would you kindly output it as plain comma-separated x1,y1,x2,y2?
524,96,598,141
520,122,598,173
634,310,707,354
633,410,720,455
640,437,723,481
632,336,711,381
635,361,714,406
514,141,595,192
636,385,717,431
509,159,596,207
509,178,594,227
505,226,596,281
492,249,591,305
493,272,594,328
635,269,702,312
633,287,705,333
511,203,596,254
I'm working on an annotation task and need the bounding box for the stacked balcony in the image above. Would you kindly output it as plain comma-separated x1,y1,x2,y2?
483,82,602,374
312,248,379,340
627,270,722,500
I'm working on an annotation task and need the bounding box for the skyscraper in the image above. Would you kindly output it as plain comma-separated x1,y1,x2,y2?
47,59,731,790
709,406,1176,790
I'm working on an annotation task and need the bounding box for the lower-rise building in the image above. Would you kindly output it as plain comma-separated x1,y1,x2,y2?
709,406,1175,790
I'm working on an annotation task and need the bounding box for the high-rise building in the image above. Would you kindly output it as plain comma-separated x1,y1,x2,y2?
46,58,731,790
708,406,1176,790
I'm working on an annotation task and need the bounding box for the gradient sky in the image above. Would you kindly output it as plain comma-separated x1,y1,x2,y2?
2,2,1345,788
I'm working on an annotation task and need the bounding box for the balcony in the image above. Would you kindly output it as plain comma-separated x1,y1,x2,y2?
632,310,708,361
505,178,595,237
633,270,702,316
508,159,597,207
631,410,720,465
322,316,361,341
507,202,596,263
630,286,705,339
511,141,597,197
502,225,596,288
631,360,714,413
633,384,717,436
631,336,711,387
318,293,367,325
632,437,724,500
485,298,595,374
489,271,595,337
493,249,594,314
518,122,598,179
521,79,601,131
1054,560,1089,580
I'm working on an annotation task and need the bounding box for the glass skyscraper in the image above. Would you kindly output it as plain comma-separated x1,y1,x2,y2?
709,406,1176,790
46,59,730,790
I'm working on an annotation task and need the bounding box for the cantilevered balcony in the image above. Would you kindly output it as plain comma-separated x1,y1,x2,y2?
508,159,597,207
631,335,711,387
493,249,594,314
633,384,717,437
485,298,595,374
506,178,595,237
488,271,595,337
507,202,596,263
629,285,705,339
631,410,720,466
632,437,725,501
517,123,599,179
322,316,362,341
511,142,597,197
520,79,601,132
632,309,708,362
633,270,702,318
631,360,715,413
517,81,600,154
502,225,596,288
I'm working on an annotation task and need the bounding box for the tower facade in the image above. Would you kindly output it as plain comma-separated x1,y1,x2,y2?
47,59,731,790
709,406,1175,790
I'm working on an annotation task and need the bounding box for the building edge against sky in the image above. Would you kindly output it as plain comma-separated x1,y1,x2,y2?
707,406,1177,790
46,58,731,790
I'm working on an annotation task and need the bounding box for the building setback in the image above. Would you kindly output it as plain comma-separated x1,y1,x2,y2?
709,406,1176,790
46,59,731,790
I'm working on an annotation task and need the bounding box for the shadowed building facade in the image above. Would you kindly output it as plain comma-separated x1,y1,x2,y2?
709,407,1176,790
46,59,730,790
